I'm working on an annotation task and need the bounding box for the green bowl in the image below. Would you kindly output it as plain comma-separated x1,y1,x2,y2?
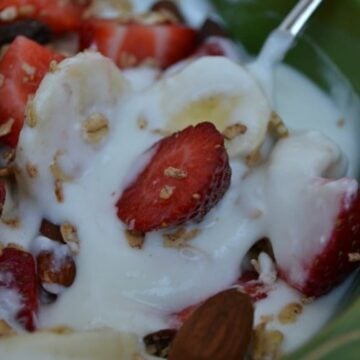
211,0,360,358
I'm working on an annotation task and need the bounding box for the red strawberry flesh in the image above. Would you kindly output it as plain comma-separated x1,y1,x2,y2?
279,188,360,297
117,122,231,232
80,20,198,69
0,246,38,331
0,35,64,147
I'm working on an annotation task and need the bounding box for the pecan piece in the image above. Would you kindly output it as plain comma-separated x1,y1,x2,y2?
37,250,76,293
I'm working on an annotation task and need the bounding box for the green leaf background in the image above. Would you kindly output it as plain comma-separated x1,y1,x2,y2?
210,0,360,358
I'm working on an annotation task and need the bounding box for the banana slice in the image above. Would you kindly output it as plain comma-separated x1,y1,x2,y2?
16,52,131,206
0,329,140,360
143,56,272,157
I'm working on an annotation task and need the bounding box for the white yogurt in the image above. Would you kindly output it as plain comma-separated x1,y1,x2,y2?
10,52,357,354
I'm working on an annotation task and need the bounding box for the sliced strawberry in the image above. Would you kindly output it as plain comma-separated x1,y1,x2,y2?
117,122,231,232
0,0,89,33
0,246,38,330
79,19,197,69
267,133,360,297
0,36,64,147
277,186,360,297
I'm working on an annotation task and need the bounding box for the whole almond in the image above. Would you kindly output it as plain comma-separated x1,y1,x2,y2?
169,289,254,360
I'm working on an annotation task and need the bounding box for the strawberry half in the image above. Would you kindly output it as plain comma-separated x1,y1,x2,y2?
267,133,360,297
117,122,231,232
0,246,38,331
0,36,64,147
79,19,197,69
0,0,89,33
277,185,360,297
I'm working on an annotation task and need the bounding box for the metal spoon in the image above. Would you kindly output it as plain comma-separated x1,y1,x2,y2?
248,0,324,99
280,0,324,37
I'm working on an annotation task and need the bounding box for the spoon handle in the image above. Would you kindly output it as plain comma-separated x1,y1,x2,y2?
279,0,324,37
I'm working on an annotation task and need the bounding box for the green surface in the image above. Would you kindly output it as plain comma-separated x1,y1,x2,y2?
212,0,360,93
211,0,360,358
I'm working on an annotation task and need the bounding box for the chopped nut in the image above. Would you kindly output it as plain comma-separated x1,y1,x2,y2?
222,123,247,140
60,223,80,255
164,167,187,179
137,117,148,130
50,151,72,182
0,73,4,88
25,97,37,128
54,179,64,203
252,323,284,360
348,252,360,262
0,166,14,178
0,320,15,336
83,0,133,20
159,185,175,200
21,62,36,77
82,113,109,144
125,230,145,249
119,52,138,68
139,57,160,68
269,112,289,138
49,60,60,73
25,162,38,178
2,149,15,165
0,6,18,22
47,326,74,335
2,218,20,228
18,5,35,16
135,10,179,26
246,148,262,167
277,302,303,324
163,227,200,248
301,297,315,305
151,0,185,23
0,118,14,137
